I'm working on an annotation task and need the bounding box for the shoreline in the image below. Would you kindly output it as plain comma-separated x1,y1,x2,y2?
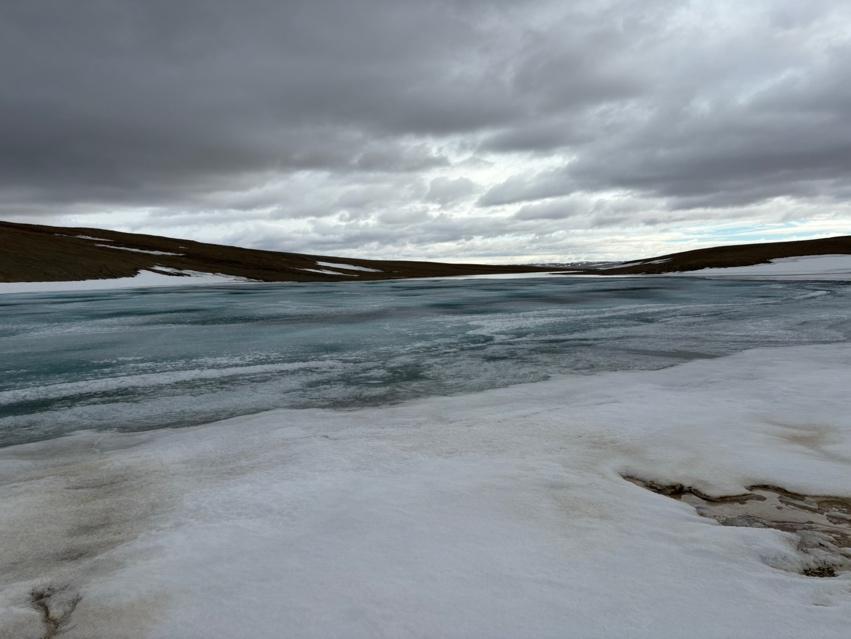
4,253,851,296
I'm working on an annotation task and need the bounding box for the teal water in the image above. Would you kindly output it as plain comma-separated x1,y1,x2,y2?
1,276,849,447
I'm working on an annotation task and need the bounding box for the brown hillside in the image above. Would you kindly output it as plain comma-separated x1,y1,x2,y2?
579,236,851,275
0,221,553,283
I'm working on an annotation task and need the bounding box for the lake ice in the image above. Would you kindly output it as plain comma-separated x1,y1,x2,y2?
1,275,850,638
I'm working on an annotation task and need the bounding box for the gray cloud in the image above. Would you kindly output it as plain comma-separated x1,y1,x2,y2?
513,199,579,221
1,0,850,260
426,177,476,206
481,1,851,212
0,1,519,203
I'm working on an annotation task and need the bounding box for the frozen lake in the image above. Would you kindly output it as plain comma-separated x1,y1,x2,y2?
2,275,851,638
1,275,850,447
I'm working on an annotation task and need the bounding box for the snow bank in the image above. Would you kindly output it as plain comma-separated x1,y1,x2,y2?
676,254,851,280
1,343,849,638
0,269,248,294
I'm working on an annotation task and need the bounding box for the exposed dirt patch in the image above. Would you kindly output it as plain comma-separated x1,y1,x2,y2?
625,476,851,577
30,585,81,639
0,438,175,638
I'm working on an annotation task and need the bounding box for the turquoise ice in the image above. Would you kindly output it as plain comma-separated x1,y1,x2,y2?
1,275,849,446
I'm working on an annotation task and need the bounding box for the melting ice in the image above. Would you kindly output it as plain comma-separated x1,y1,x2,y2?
1,275,850,638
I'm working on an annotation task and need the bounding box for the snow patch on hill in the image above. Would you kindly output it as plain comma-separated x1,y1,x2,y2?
96,244,184,256
299,267,358,276
676,255,851,280
316,260,383,273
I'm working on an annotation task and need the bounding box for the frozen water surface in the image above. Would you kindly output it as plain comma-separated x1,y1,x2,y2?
1,275,850,638
1,275,849,446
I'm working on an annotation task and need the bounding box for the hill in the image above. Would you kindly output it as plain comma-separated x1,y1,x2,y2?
0,221,551,283
579,235,851,275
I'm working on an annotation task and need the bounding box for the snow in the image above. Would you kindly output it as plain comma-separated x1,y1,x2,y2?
316,260,383,272
600,257,672,269
0,269,248,294
419,271,559,280
96,244,184,256
54,234,114,242
674,254,851,280
298,267,357,276
588,254,851,279
1,343,849,638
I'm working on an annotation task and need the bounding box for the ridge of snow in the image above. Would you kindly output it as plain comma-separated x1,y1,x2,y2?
316,261,382,273
96,244,183,256
53,234,113,242
299,267,358,276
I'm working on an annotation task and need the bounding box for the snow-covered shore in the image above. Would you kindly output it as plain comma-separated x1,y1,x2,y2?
582,254,851,280
1,343,849,638
673,254,851,280
0,270,567,294
0,269,249,294
2,254,850,295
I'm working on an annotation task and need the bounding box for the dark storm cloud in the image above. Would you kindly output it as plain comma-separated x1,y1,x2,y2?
0,0,519,205
485,53,851,210
0,0,656,207
1,0,850,259
479,1,851,211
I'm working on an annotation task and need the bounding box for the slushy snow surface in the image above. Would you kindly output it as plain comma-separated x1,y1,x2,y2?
1,344,850,638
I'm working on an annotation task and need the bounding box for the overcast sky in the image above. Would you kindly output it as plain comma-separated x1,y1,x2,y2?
2,1,850,262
